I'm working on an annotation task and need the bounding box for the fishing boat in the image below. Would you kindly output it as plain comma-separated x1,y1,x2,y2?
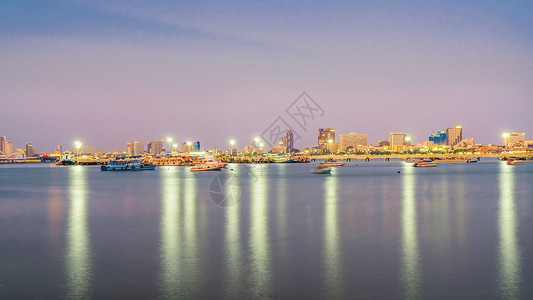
101,158,156,171
413,160,439,168
321,159,346,167
311,165,332,174
190,158,225,171
465,158,478,163
507,159,524,166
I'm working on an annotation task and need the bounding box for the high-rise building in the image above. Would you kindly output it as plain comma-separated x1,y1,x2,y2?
339,132,368,151
502,132,525,146
95,148,103,155
25,143,37,157
55,145,63,154
133,142,144,156
0,137,14,155
193,141,201,152
244,145,255,154
446,126,463,147
429,131,447,145
389,133,405,148
318,128,335,146
283,130,294,153
126,143,134,156
181,142,192,153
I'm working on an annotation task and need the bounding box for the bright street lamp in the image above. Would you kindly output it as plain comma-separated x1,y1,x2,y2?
74,141,82,157
167,137,173,153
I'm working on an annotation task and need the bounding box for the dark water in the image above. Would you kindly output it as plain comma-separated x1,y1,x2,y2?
1,160,532,299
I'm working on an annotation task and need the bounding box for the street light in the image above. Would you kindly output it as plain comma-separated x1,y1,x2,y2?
74,141,82,157
167,137,173,153
229,139,236,146
173,143,178,153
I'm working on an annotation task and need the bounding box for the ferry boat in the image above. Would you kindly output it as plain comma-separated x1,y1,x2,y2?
413,160,439,168
101,158,156,171
190,158,225,172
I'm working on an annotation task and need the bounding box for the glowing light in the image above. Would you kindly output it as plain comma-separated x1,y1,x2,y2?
186,141,192,146
503,133,510,138
259,143,264,148
328,139,333,143
74,141,82,148
405,137,411,141
166,137,173,142
229,139,236,146
254,137,260,143
173,143,178,148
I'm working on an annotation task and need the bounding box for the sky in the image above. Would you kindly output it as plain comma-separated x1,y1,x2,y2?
1,0,532,152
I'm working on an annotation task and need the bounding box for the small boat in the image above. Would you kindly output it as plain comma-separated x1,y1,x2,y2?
311,165,332,174
413,160,439,168
101,158,156,171
507,159,524,165
190,158,225,171
56,152,76,166
321,159,347,167
465,158,478,163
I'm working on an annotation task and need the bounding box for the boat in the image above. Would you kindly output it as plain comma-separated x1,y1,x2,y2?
311,165,332,174
507,159,524,165
190,158,225,171
101,158,156,171
40,155,59,163
465,158,478,163
413,160,439,167
321,159,346,167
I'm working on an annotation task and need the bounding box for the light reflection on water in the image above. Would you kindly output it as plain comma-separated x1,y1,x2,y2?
159,167,181,299
401,164,421,299
498,163,521,299
65,166,92,300
1,161,532,299
249,165,272,298
323,174,343,298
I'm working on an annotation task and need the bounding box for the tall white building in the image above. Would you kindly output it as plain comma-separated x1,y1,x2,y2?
340,132,368,151
502,132,525,146
133,142,144,156
389,133,405,148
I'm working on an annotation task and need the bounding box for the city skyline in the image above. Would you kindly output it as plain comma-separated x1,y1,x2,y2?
2,1,533,151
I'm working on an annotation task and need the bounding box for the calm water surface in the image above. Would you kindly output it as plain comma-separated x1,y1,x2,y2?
1,160,532,299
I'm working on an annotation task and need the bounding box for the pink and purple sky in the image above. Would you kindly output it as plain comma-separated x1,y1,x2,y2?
1,0,532,152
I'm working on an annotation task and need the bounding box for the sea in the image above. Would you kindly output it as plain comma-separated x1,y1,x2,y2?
1,159,532,299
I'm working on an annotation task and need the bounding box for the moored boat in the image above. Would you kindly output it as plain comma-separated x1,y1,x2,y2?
190,157,225,171
321,159,346,167
507,159,524,165
413,160,439,167
101,158,156,171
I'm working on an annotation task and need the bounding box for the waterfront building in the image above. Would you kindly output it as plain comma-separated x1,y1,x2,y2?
83,146,94,155
272,146,285,154
180,142,192,153
318,128,335,146
340,132,368,151
502,132,525,146
227,148,238,156
327,142,340,153
126,143,134,156
95,148,103,155
193,141,201,152
0,137,14,156
378,139,390,147
429,131,447,145
446,126,463,147
283,130,294,153
55,145,63,154
244,146,255,154
133,142,144,156
147,140,164,155
389,133,405,148
212,149,224,155
25,143,37,157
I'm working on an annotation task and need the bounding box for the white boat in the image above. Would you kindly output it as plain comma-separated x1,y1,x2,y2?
190,158,225,171
101,158,156,171
413,160,439,168
507,159,524,165
321,159,347,167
